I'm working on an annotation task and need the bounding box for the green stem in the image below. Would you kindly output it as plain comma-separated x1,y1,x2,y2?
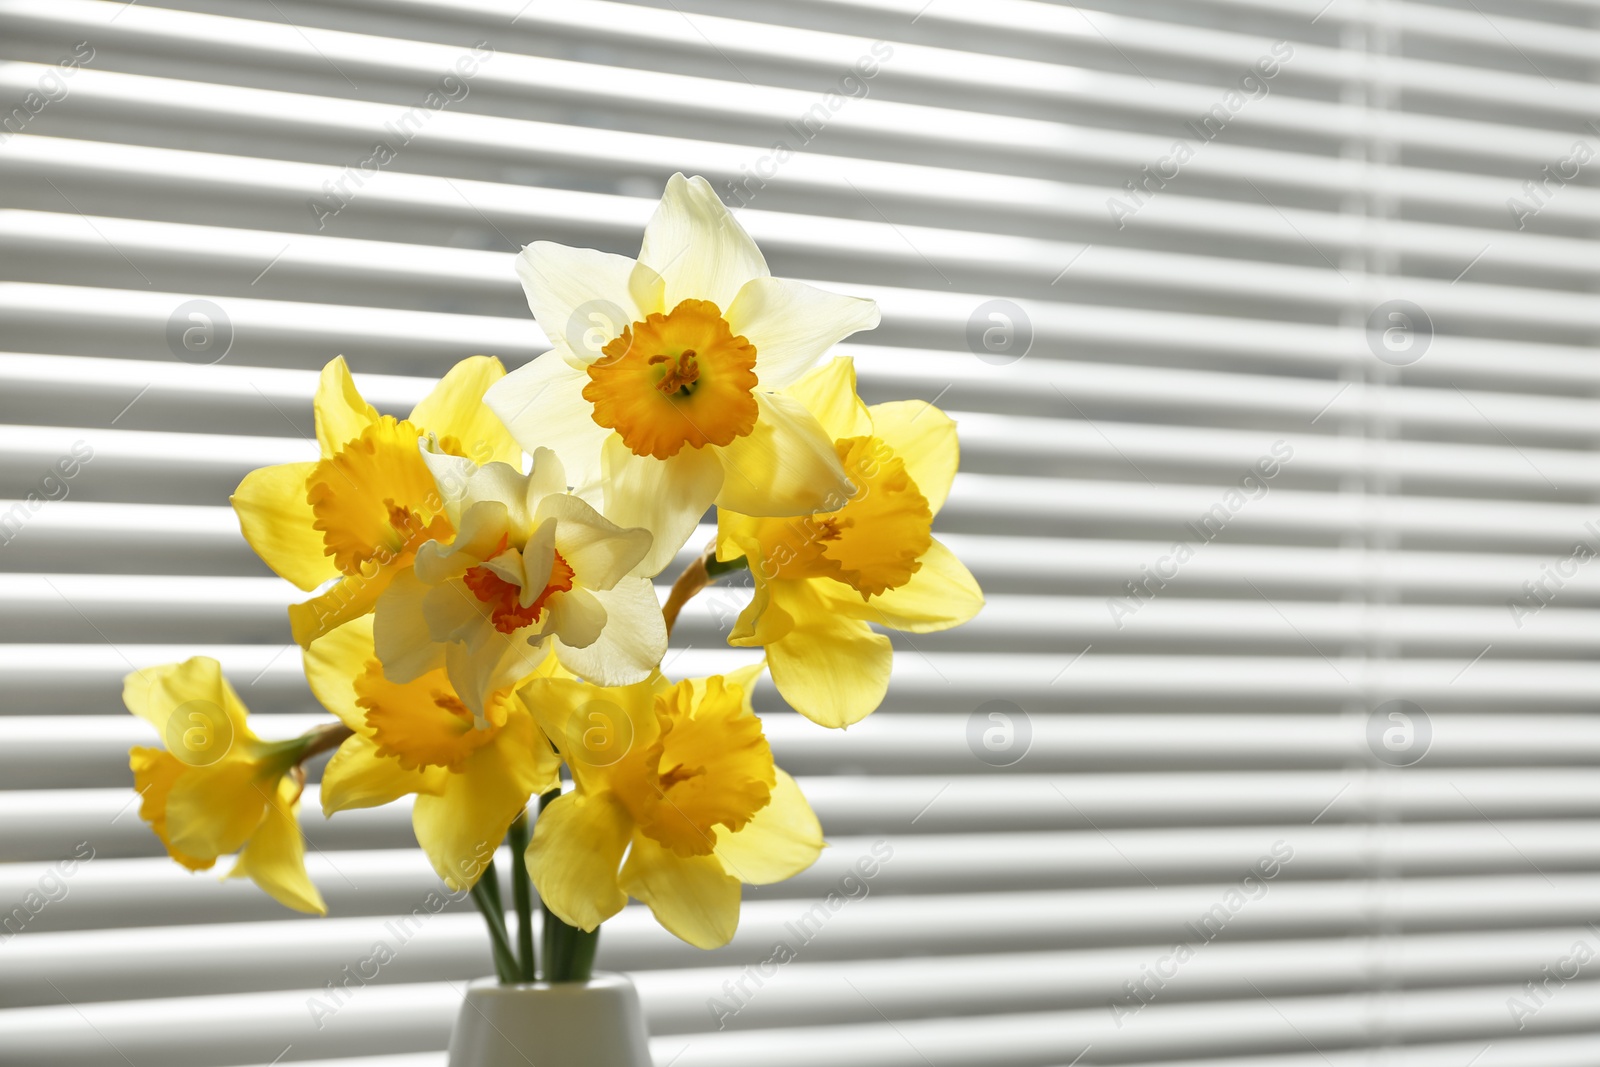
564,923,601,982
506,810,536,982
468,860,519,984
704,554,749,578
539,788,602,982
479,852,506,920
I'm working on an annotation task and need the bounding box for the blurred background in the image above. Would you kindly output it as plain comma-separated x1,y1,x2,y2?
3,0,1600,1064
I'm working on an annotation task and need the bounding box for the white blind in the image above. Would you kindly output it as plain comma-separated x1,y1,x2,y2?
3,0,1600,1064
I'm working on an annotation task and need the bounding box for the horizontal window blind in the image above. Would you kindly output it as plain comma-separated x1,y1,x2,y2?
2,0,1599,1065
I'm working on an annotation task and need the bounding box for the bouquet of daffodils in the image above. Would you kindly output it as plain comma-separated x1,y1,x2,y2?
124,175,983,982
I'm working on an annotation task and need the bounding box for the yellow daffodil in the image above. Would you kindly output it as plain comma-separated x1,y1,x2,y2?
232,355,520,648
124,657,325,914
485,173,879,577
302,617,561,891
374,444,665,722
520,664,823,949
717,357,983,727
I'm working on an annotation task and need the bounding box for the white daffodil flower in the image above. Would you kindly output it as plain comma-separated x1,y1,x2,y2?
373,443,665,722
485,173,880,576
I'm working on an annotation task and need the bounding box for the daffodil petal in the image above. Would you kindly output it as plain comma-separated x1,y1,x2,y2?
314,356,380,458
289,568,393,649
516,243,646,364
764,581,892,728
723,660,766,703
165,758,272,858
511,518,557,607
443,628,553,723
374,570,448,683
869,400,959,514
527,790,632,931
715,513,761,565
226,777,326,915
129,747,214,871
417,446,478,528
230,462,337,593
728,578,790,647
512,675,588,752
536,492,652,591
300,617,376,732
421,578,493,648
727,278,879,390
120,665,171,736
551,578,665,687
547,586,606,651
518,674,662,795
123,657,255,749
826,538,984,633
464,466,535,532
412,714,557,891
619,834,741,949
524,448,569,511
600,435,723,578
781,356,871,441
320,732,444,815
714,392,852,518
484,352,610,492
713,769,823,885
409,356,521,467
639,173,768,311
414,500,509,585
629,258,666,318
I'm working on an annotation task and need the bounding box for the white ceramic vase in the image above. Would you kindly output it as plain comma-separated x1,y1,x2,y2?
446,973,653,1067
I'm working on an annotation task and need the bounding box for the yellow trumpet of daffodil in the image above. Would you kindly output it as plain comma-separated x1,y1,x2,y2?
717,357,984,728
485,173,879,577
374,443,665,722
124,657,326,914
232,355,520,648
520,663,823,949
302,617,561,891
